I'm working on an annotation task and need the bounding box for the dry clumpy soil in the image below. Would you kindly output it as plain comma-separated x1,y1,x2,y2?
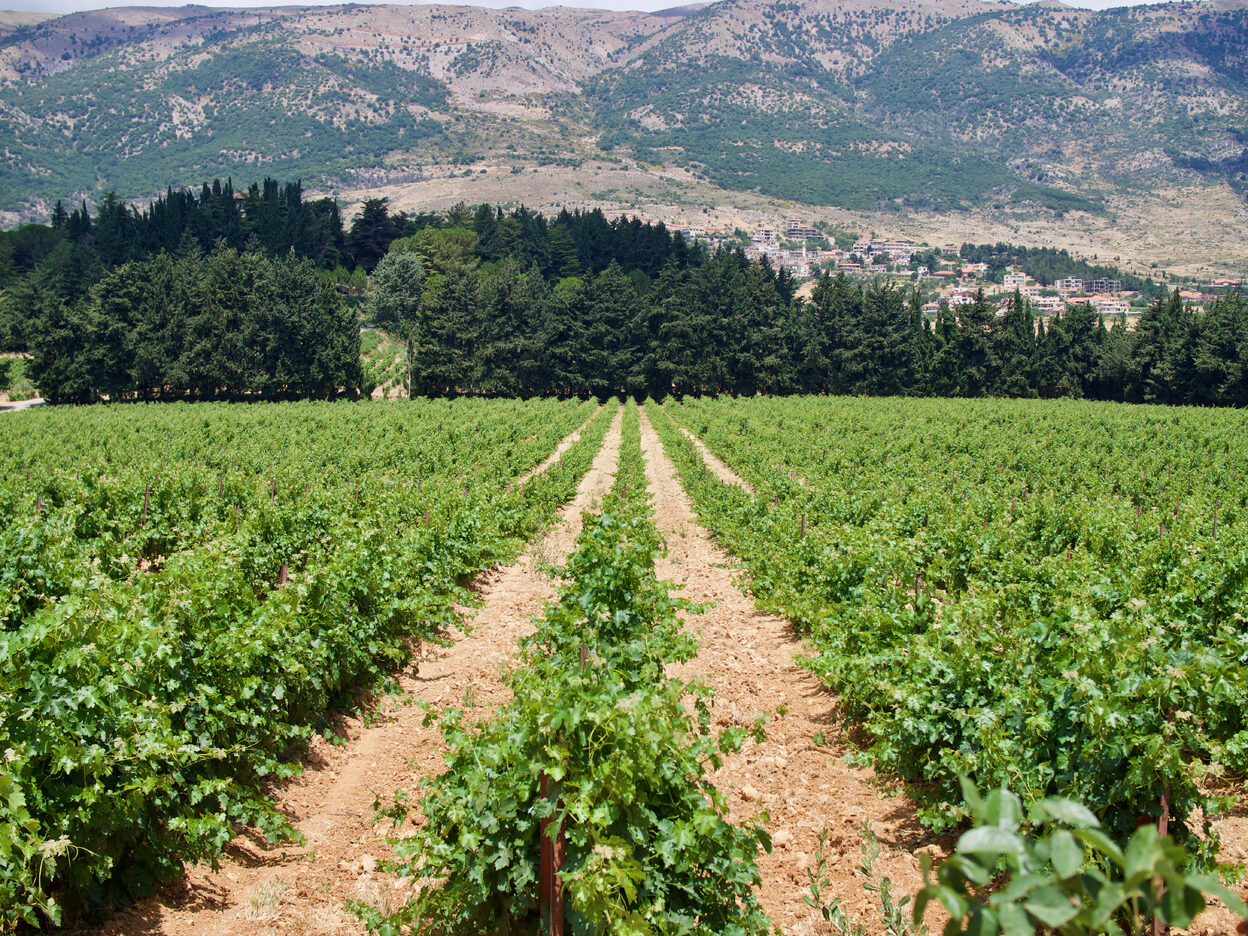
96,409,623,936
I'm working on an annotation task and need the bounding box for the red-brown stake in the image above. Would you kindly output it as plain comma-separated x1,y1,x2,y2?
539,772,566,936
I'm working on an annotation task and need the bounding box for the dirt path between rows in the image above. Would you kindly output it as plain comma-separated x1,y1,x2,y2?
96,409,623,936
654,414,1248,935
517,404,602,487
640,407,935,936
678,426,756,494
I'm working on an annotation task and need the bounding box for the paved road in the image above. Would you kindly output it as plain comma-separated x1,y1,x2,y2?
0,397,45,413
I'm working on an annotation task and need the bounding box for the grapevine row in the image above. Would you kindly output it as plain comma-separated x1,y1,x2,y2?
0,398,610,928
365,401,773,935
650,396,1248,864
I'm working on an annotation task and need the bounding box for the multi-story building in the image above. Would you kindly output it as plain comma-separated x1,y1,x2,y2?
850,239,917,262
1077,295,1129,316
946,287,977,307
1088,277,1123,296
785,219,820,239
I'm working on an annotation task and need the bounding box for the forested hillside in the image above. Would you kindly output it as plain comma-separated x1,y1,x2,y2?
0,0,1244,218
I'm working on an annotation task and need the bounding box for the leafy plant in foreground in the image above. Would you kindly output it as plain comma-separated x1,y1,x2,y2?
915,780,1248,936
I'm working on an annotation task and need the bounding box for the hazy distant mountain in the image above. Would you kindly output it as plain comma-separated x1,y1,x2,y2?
0,0,1243,219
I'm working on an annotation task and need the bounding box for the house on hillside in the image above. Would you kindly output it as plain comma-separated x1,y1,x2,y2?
946,287,977,307
786,219,820,239
1072,294,1128,316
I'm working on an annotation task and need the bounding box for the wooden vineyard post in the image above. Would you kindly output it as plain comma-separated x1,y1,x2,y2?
142,482,149,527
278,564,288,587
541,648,589,936
1154,787,1172,936
539,767,566,936
913,571,922,634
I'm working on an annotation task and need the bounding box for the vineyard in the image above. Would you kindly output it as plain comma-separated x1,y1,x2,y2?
652,397,1248,864
1,395,1246,935
0,398,610,928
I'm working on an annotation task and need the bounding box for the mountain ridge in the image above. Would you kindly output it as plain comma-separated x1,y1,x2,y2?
0,0,1244,240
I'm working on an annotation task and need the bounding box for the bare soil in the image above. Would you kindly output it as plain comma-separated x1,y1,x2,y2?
94,409,623,936
678,426,756,494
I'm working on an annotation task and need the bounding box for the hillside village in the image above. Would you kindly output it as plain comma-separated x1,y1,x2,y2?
679,218,1242,327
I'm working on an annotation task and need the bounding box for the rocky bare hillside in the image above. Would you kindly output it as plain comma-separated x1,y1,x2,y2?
0,0,1244,222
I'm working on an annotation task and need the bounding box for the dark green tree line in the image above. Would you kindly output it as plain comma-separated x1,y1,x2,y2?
6,189,1247,407
388,239,1248,405
27,246,360,403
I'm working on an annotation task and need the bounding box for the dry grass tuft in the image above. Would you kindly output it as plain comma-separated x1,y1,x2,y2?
243,876,291,921
353,873,409,919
